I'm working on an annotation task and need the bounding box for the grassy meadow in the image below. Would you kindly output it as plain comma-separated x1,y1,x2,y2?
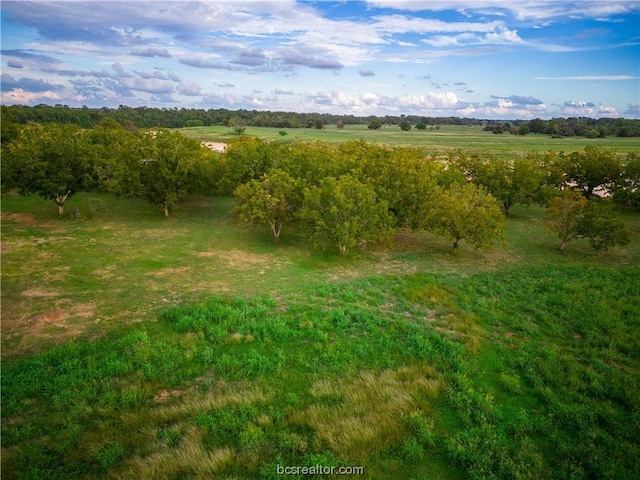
180,124,640,159
2,185,639,479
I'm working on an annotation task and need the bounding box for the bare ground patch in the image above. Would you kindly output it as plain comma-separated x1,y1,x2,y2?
1,212,55,227
20,288,60,298
146,266,191,277
198,249,282,269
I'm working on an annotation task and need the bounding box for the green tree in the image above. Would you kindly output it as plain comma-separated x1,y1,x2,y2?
137,130,207,217
300,174,394,254
544,191,630,251
367,117,382,130
2,123,94,216
424,183,505,250
544,190,588,250
219,137,288,194
87,120,143,198
415,121,427,131
473,156,546,216
579,199,630,251
233,169,301,241
564,146,622,198
399,119,411,132
613,153,640,210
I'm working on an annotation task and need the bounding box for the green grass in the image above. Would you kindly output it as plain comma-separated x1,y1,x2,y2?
2,192,639,479
180,124,640,158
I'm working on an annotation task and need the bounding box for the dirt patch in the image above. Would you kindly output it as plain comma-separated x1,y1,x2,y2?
92,265,117,279
0,243,9,253
143,229,184,239
147,266,191,277
154,386,197,402
21,288,60,298
1,211,39,225
198,249,275,268
1,212,55,227
201,142,227,152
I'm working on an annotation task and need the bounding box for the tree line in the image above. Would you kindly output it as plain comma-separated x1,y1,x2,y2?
1,119,637,254
3,104,639,138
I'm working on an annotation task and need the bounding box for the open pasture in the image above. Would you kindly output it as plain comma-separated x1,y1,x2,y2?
180,124,640,158
2,190,639,479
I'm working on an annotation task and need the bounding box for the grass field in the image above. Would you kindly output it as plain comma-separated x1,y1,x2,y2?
179,124,640,159
2,190,639,479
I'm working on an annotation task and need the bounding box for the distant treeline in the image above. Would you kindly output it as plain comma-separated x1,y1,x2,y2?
2,104,640,138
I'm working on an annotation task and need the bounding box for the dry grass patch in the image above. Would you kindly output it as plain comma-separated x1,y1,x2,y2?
293,365,442,460
146,266,191,277
197,249,278,269
20,288,60,298
113,428,234,480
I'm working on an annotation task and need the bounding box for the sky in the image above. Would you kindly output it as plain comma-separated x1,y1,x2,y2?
1,0,639,119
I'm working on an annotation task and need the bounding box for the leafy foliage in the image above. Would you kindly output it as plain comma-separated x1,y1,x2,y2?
300,174,395,254
544,191,630,251
2,123,95,215
563,145,622,198
137,130,210,217
233,169,302,240
425,183,506,250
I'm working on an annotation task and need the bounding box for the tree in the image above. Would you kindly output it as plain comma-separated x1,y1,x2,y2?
399,119,411,132
424,183,505,250
544,191,630,251
544,190,588,251
137,130,207,217
219,137,287,194
415,122,427,131
2,123,94,216
579,199,630,251
612,153,640,210
367,117,382,130
233,169,301,241
300,174,394,254
472,156,546,216
563,146,622,198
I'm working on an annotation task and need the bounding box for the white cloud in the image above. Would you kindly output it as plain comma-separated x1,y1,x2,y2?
364,1,640,21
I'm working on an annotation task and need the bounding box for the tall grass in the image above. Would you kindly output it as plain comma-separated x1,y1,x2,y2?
3,267,638,478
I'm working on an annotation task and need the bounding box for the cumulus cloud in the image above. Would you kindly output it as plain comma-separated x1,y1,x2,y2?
1,73,64,92
179,58,232,69
130,47,171,58
358,70,375,76
298,89,466,114
274,88,295,95
280,49,343,69
232,49,267,66
624,104,640,116
492,95,544,105
177,81,202,96
7,60,24,68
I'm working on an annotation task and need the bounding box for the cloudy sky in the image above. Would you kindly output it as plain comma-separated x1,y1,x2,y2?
1,1,639,119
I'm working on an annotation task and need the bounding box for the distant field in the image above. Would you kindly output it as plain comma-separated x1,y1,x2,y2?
179,124,640,158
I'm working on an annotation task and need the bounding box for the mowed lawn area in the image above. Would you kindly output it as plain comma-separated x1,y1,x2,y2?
180,124,640,158
2,187,639,479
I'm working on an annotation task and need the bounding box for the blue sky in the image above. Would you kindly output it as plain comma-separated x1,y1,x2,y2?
1,0,639,119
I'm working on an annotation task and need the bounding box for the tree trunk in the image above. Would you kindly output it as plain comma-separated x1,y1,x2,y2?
270,221,282,241
55,191,71,217
163,203,170,218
